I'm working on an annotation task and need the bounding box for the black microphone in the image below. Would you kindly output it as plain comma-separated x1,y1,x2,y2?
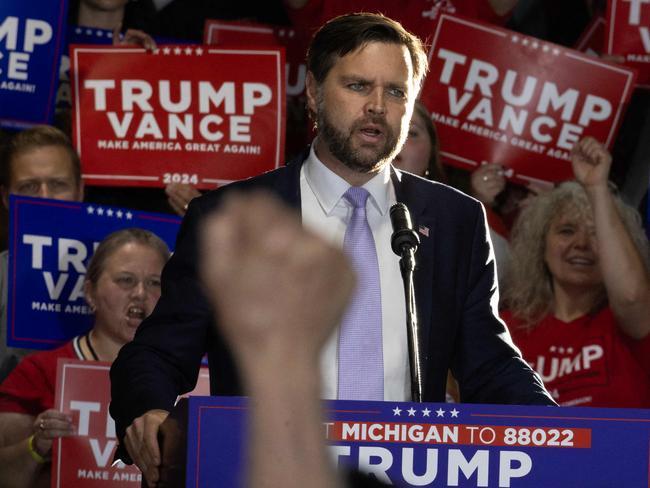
390,203,420,256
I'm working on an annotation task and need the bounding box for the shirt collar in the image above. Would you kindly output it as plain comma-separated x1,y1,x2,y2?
303,140,393,216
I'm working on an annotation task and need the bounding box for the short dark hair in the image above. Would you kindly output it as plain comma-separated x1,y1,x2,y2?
0,125,81,187
307,13,428,91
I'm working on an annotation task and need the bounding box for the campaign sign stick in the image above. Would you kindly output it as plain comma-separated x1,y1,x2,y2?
52,359,211,487
0,0,67,129
420,14,636,186
606,0,650,88
71,45,286,189
575,15,606,56
186,396,650,487
7,195,180,350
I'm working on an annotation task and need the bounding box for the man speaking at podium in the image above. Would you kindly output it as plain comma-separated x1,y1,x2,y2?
110,12,554,486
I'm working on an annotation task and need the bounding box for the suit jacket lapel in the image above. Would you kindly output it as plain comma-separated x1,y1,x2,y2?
275,148,308,212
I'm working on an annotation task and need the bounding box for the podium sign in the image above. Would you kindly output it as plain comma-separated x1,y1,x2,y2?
420,14,636,185
181,396,650,487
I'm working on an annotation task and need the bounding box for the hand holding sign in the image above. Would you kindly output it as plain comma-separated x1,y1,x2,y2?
32,408,74,459
470,163,507,206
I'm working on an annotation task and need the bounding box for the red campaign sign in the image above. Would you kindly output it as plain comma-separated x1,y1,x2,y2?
420,14,636,185
52,359,210,487
606,0,650,88
52,360,141,487
71,46,286,189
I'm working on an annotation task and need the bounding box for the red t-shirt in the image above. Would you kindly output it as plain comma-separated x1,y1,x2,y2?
504,308,650,408
287,0,509,45
0,338,80,416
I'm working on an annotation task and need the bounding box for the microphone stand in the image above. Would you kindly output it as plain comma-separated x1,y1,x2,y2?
390,203,423,403
398,244,423,403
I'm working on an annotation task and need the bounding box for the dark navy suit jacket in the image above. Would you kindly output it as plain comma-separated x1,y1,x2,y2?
110,151,554,453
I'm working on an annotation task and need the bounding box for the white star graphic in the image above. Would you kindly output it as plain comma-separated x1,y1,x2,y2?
87,206,95,214
97,30,104,37
532,41,539,49
75,27,82,34
552,48,561,56
407,408,416,417
97,207,104,216
163,47,171,55
153,48,160,55
392,407,402,416
436,408,445,417
86,29,93,35
173,47,182,55
511,35,519,43
126,212,133,220
195,47,204,55
184,47,193,55
116,210,123,219
422,408,431,417
542,45,550,52
106,209,114,217
522,38,529,46
450,408,459,418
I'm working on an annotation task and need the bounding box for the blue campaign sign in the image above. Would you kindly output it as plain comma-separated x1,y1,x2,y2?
0,0,68,129
7,195,181,349
185,396,650,487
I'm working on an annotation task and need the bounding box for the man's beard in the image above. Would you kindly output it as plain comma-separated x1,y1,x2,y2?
316,99,405,174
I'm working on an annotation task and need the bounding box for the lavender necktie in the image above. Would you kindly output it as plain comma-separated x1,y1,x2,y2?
337,186,384,401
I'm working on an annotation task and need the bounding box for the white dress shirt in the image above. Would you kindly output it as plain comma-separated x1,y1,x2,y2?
300,144,410,401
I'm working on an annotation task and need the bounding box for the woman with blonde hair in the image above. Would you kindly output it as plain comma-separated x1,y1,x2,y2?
502,137,650,407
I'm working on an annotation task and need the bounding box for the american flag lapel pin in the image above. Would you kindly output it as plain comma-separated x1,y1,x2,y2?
418,225,429,237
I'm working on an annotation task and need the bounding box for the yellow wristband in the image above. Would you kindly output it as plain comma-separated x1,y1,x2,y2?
27,435,48,464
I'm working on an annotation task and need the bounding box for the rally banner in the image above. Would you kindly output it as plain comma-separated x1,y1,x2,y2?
52,359,210,488
7,195,180,350
606,0,650,88
71,45,286,189
420,14,636,186
184,396,650,487
0,0,68,129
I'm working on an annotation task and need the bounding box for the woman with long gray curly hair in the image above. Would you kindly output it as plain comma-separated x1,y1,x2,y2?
501,137,650,408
